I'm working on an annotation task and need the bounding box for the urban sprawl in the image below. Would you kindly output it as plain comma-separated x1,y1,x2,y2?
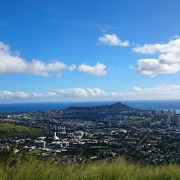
0,102,180,165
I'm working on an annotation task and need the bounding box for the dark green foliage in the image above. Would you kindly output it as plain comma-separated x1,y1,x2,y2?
0,123,47,138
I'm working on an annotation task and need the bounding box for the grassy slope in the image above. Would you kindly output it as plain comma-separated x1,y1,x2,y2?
0,158,179,180
0,123,46,138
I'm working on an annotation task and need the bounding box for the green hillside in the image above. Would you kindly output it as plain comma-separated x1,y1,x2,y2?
0,157,179,180
0,123,46,138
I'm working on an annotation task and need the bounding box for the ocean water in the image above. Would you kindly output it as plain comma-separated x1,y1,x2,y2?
122,100,180,114
0,101,114,113
0,100,180,113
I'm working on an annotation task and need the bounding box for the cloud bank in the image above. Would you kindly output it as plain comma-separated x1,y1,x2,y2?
0,42,107,77
1,85,180,102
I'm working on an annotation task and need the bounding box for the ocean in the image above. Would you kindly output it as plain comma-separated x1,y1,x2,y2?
123,100,180,114
0,100,180,113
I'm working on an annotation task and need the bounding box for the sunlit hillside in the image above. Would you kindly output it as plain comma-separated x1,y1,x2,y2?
0,157,179,180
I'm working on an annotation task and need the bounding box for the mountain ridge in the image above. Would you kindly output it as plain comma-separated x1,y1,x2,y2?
66,102,131,112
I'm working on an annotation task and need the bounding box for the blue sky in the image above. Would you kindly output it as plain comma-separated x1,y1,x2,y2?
0,0,180,102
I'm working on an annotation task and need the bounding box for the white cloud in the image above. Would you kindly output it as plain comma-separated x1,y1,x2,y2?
78,63,107,76
0,91,14,99
0,42,27,73
41,85,180,100
133,86,142,92
32,92,45,98
0,91,29,100
28,60,76,77
32,88,107,99
15,91,29,98
120,84,180,100
2,85,180,102
134,84,180,100
134,38,180,76
0,42,106,77
98,33,129,47
0,42,76,77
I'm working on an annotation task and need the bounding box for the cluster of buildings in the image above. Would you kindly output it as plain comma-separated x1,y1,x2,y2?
0,102,180,165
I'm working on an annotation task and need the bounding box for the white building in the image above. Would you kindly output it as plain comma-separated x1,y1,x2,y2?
54,132,59,140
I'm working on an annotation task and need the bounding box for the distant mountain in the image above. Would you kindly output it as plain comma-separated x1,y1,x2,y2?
66,102,131,112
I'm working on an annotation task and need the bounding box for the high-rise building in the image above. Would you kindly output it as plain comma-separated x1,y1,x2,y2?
176,114,180,129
